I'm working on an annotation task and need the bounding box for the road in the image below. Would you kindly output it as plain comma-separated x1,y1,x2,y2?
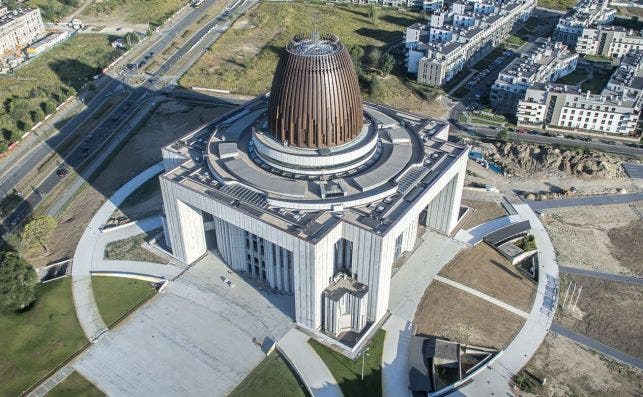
526,192,643,211
0,0,256,231
559,266,643,286
551,323,643,370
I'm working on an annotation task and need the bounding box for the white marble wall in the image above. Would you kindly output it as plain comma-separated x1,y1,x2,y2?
159,148,468,331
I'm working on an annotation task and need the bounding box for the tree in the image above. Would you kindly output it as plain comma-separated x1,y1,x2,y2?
379,53,395,75
366,47,381,68
22,216,57,253
42,101,56,115
0,252,37,312
31,108,45,123
497,129,509,142
348,44,364,68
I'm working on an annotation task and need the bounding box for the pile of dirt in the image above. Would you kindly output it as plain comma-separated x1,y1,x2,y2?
476,142,627,179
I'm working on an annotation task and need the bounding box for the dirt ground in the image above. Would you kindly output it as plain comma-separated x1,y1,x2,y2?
461,199,507,229
438,243,536,312
541,202,643,276
414,282,525,350
29,100,231,267
464,159,643,198
525,332,642,397
556,274,643,359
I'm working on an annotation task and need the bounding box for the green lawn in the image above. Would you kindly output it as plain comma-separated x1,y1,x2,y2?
504,35,525,49
48,371,105,397
83,0,192,29
555,68,588,85
309,330,385,397
229,352,307,397
584,54,613,63
26,0,78,22
92,277,156,327
0,278,87,397
180,2,442,112
0,34,124,151
537,0,579,11
581,68,614,93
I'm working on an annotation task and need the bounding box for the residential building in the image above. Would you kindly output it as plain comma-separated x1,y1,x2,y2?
517,50,643,135
491,38,578,113
160,33,468,350
575,25,643,58
553,0,616,48
0,7,45,56
25,30,70,58
405,0,535,86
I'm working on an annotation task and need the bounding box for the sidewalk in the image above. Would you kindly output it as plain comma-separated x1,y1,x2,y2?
455,203,559,395
278,328,343,397
381,231,464,397
71,163,164,341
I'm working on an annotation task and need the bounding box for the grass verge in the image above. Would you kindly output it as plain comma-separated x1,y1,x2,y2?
0,278,87,397
308,330,385,397
82,0,185,30
0,34,124,151
537,0,579,11
180,2,443,112
48,371,105,397
229,351,307,397
92,276,156,327
104,231,166,265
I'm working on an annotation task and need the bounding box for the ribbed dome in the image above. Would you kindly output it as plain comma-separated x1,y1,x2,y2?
268,33,363,149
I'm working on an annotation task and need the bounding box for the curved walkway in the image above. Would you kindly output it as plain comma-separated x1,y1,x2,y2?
454,203,559,396
71,162,165,341
278,329,343,397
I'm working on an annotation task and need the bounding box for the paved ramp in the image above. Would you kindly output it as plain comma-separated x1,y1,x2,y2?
74,254,294,397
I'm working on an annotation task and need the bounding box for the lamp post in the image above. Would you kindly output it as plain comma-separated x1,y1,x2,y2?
361,347,370,381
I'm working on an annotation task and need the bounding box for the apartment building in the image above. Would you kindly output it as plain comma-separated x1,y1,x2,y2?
517,50,643,135
0,7,45,56
405,0,535,87
553,0,616,48
575,26,643,58
491,38,578,113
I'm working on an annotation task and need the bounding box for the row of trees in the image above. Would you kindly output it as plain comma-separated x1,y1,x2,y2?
0,85,74,153
0,216,57,312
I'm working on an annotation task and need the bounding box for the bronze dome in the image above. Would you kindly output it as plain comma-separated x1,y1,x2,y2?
268,33,363,149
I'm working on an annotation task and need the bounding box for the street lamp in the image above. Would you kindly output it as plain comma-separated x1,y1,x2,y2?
361,347,370,381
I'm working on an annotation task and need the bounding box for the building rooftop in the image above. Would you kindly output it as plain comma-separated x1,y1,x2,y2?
161,95,467,243
0,7,39,28
323,273,368,301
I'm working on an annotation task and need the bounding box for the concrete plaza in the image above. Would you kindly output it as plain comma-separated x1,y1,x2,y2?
74,253,294,396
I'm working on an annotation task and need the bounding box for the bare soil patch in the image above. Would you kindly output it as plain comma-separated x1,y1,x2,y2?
30,100,230,267
461,199,506,229
438,243,536,312
525,332,642,397
414,282,524,350
556,274,643,359
541,202,643,276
